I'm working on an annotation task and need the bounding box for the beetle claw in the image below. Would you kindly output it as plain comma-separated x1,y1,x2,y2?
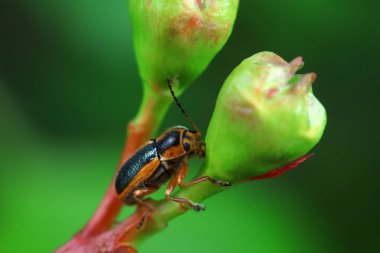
192,203,206,212
137,205,155,229
210,178,232,187
219,181,231,187
137,213,149,229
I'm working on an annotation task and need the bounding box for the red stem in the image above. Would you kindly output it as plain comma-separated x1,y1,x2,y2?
83,122,153,237
56,89,171,253
57,151,315,252
58,206,150,253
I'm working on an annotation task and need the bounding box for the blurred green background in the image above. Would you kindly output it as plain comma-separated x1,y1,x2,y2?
0,1,378,252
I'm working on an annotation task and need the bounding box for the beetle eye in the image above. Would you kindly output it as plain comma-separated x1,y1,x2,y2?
183,142,191,152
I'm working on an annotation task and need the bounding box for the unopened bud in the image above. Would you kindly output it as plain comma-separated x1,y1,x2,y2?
129,0,239,94
204,52,327,183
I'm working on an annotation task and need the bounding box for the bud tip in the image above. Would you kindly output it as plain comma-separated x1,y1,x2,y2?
290,56,304,72
290,72,317,93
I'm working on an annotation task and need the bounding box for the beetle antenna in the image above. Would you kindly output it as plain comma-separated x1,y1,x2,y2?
167,78,199,131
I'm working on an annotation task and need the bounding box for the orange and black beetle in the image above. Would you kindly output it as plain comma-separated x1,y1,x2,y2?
115,80,230,214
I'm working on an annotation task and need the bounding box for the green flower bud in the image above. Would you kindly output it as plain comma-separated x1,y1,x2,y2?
129,0,239,94
204,52,327,183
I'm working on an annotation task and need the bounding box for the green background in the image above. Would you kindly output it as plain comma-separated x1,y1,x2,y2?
0,1,378,252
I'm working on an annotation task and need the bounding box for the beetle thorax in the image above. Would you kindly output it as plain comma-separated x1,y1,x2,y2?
155,127,205,161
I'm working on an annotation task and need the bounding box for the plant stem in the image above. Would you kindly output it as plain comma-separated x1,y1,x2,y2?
132,169,228,246
56,85,171,253
62,156,311,252
64,166,231,252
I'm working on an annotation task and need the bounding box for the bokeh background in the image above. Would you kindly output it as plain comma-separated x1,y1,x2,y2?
0,1,379,252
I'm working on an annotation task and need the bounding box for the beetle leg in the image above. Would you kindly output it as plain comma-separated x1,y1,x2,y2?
172,159,231,187
165,162,205,211
132,187,159,228
132,187,158,209
179,175,231,187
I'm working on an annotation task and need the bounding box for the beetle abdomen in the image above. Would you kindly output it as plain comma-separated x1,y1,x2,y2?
115,143,158,195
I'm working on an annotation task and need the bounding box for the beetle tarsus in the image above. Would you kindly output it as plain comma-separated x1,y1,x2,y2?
180,175,232,188
192,203,206,212
137,211,149,229
137,204,156,229
210,178,232,187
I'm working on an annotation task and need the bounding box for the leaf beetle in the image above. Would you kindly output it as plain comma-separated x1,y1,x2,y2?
115,79,230,220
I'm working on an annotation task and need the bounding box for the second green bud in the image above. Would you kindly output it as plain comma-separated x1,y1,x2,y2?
204,52,327,183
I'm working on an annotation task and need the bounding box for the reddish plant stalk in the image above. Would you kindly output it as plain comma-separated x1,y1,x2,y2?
56,89,171,253
57,154,312,252
81,124,152,237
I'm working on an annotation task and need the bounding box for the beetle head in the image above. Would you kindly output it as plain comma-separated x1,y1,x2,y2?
183,130,206,158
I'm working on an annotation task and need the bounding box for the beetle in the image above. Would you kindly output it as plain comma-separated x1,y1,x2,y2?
115,79,230,217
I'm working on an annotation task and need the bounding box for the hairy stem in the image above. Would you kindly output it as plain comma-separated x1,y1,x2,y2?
56,85,171,253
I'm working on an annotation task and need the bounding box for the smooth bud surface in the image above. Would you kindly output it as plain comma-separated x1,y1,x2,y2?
129,0,239,94
204,52,327,182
